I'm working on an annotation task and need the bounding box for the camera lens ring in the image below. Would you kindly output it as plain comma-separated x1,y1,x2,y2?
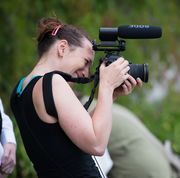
143,64,148,83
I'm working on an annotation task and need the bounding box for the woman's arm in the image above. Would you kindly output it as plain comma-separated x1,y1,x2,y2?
52,58,132,155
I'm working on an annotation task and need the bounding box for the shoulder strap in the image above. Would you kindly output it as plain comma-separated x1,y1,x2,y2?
42,72,58,118
42,71,93,118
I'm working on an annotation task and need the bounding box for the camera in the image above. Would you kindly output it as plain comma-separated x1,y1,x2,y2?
92,25,162,83
102,48,149,83
84,25,162,109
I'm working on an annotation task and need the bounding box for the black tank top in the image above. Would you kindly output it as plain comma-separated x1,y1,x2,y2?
10,74,102,178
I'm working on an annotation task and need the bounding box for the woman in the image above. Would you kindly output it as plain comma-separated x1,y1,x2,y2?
10,17,142,178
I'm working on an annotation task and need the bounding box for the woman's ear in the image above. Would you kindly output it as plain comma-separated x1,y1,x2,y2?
57,40,69,57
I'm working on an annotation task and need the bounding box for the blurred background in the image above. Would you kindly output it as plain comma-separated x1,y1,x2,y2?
0,0,180,177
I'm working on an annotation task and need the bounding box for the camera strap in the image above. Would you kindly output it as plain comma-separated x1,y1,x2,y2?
83,63,100,110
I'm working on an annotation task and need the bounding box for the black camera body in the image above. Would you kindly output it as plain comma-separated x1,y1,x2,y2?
92,25,162,83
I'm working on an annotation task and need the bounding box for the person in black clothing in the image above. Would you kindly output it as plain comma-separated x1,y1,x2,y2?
10,17,142,178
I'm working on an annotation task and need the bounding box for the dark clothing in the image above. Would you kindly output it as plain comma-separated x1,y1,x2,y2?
10,74,101,178
0,109,2,135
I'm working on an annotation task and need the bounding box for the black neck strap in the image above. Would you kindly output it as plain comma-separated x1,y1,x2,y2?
51,70,94,84
83,67,100,110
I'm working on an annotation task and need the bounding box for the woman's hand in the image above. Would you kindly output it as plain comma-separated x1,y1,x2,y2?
99,57,130,91
113,76,143,101
0,143,16,175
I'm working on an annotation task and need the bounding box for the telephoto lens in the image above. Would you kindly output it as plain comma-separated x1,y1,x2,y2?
128,64,148,83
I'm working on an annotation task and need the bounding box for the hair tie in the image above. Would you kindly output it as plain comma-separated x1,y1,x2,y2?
51,25,63,36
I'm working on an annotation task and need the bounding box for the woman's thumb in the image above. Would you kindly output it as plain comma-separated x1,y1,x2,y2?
100,62,106,70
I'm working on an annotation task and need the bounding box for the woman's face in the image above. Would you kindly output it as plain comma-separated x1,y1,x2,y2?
61,38,95,78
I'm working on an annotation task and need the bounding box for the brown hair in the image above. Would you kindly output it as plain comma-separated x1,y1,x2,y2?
36,17,90,58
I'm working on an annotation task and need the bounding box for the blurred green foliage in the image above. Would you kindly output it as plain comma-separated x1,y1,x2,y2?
0,0,180,177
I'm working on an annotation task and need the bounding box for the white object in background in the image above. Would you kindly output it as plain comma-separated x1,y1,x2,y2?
92,148,113,178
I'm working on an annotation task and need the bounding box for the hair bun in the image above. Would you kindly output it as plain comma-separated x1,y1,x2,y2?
37,17,63,42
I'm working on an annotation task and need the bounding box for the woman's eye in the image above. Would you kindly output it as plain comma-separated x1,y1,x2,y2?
85,59,89,65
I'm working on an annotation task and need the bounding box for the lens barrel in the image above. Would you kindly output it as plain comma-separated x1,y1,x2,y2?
128,64,148,83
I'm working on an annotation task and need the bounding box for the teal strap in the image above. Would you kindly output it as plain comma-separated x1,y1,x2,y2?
16,77,26,95
16,76,39,96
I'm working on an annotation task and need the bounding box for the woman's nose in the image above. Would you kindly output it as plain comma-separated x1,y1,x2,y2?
82,67,89,77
